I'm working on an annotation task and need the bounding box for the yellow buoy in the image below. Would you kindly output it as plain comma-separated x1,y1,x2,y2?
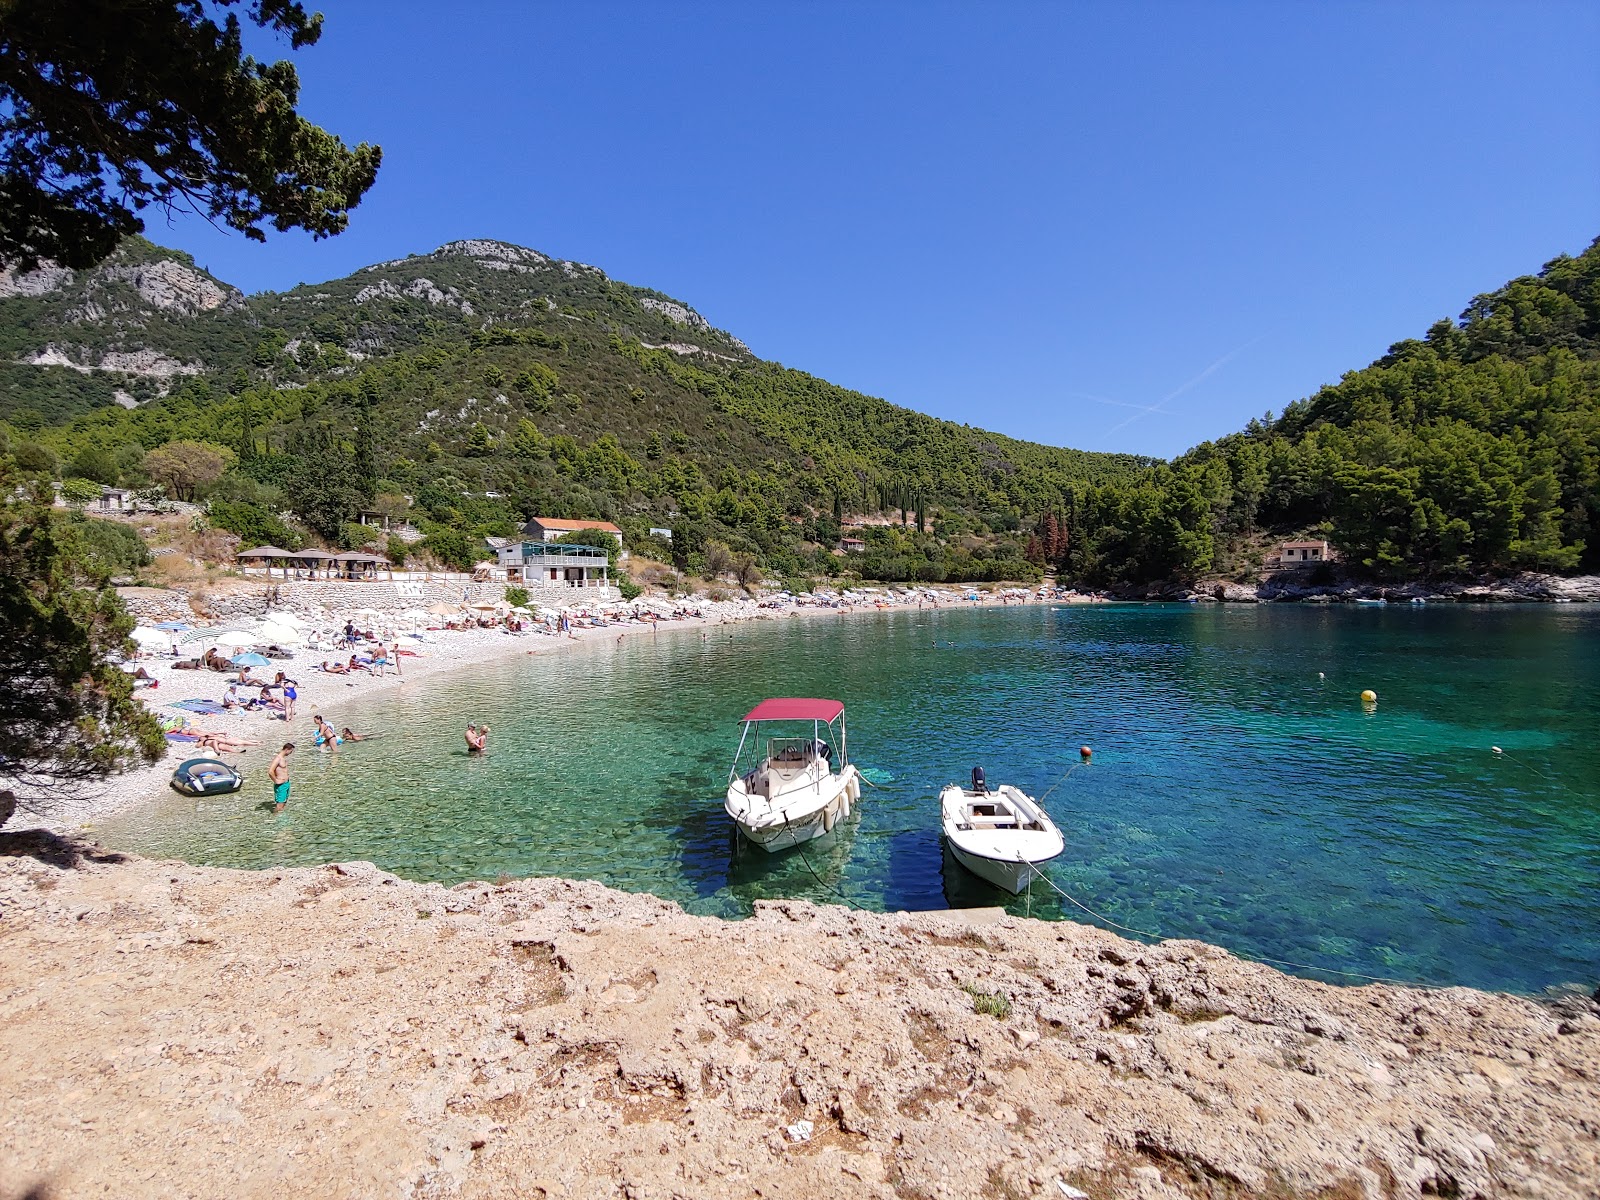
1360,689,1377,703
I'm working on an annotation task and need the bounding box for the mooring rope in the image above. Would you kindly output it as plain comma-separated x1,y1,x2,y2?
1492,746,1584,796
1022,864,1413,985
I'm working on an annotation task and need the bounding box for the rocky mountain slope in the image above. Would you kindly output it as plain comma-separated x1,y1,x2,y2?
0,235,751,426
3,833,1597,1199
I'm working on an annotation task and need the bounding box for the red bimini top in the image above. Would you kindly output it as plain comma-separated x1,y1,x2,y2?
740,698,845,724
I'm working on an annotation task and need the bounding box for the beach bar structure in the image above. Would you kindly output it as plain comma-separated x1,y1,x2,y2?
236,546,391,579
496,540,611,588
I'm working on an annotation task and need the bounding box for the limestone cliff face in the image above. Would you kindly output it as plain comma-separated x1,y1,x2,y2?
2,834,1596,1200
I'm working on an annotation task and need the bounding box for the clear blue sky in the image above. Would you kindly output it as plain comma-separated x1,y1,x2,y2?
152,1,1600,459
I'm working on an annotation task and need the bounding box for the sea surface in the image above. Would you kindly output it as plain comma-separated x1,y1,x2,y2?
102,604,1600,994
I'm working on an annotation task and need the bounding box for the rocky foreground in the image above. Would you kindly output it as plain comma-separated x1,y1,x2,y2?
1,835,1596,1200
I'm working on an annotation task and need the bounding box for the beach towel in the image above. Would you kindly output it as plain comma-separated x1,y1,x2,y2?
171,699,226,714
164,732,199,742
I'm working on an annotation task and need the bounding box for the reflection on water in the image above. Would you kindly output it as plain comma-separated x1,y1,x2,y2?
102,605,1600,993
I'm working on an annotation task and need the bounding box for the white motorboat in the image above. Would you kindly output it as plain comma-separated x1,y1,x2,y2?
940,768,1064,894
725,698,861,852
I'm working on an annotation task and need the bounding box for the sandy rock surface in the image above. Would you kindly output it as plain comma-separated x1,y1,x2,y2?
2,835,1596,1200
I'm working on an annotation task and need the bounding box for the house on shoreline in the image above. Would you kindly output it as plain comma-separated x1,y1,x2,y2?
519,517,624,554
1273,540,1335,569
496,540,612,589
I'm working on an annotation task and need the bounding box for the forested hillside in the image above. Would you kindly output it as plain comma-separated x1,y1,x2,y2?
2,234,1595,587
0,238,1150,584
1045,237,1600,583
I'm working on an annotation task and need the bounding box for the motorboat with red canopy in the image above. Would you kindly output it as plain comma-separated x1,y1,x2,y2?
725,698,861,851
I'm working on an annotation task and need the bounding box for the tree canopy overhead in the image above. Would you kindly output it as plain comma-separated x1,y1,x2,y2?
0,0,381,270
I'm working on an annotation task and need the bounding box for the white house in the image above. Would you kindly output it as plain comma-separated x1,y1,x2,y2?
497,540,612,589
1278,540,1334,568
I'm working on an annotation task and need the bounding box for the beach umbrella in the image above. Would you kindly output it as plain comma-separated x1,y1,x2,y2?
426,603,460,617
154,620,191,632
258,621,304,645
130,626,172,650
230,651,271,667
399,607,429,620
212,630,258,649
351,607,384,618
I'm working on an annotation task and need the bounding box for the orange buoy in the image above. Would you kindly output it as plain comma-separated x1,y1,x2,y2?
1079,745,1093,760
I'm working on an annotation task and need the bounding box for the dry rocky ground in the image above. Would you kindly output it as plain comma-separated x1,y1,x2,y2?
1,833,1597,1200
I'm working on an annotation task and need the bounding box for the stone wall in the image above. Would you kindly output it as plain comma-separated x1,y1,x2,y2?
117,579,619,623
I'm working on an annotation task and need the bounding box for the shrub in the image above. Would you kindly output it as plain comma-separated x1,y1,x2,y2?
504,585,530,608
615,571,641,601
962,985,1011,1019
386,534,410,566
339,521,380,551
207,499,303,551
65,514,151,574
60,477,101,506
420,527,473,570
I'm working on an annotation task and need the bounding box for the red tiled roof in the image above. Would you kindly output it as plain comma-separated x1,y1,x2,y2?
529,518,622,534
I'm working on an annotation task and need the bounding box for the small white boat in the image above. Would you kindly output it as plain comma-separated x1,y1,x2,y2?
1353,597,1387,606
725,698,861,852
940,768,1064,894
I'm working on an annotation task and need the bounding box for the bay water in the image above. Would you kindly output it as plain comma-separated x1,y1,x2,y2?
102,604,1600,994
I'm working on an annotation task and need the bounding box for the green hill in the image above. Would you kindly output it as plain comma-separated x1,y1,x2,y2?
0,237,1152,583
1051,237,1600,583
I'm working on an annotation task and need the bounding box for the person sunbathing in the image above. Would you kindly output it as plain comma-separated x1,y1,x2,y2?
193,730,263,754
347,654,373,674
320,659,350,675
339,727,381,742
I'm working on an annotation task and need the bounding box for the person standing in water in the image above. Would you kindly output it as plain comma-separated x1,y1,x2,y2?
269,743,295,812
465,724,488,753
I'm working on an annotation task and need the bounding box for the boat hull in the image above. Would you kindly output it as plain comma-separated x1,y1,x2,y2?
940,783,1064,895
727,766,861,852
946,841,1037,894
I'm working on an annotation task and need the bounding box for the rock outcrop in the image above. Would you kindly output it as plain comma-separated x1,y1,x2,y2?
2,837,1595,1199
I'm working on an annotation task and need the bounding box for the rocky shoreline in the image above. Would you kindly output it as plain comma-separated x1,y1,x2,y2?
2,834,1597,1199
1110,572,1600,605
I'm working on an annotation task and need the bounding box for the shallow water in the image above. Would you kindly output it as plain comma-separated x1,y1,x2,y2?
102,604,1600,993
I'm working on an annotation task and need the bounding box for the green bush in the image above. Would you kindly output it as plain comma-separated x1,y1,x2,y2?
65,514,151,574
420,526,473,570
340,521,380,551
386,535,411,566
504,585,530,608
615,571,641,601
207,499,302,551
60,477,101,506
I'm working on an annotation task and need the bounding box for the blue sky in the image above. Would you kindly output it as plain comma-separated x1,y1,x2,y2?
153,2,1599,459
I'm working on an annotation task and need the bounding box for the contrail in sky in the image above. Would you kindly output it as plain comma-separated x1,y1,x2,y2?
1097,336,1264,437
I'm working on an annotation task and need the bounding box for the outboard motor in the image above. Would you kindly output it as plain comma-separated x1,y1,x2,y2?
971,766,987,794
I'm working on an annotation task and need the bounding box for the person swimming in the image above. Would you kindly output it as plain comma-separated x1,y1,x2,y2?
339,727,381,742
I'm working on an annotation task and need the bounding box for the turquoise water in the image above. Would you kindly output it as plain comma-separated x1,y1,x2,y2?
102,605,1600,994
